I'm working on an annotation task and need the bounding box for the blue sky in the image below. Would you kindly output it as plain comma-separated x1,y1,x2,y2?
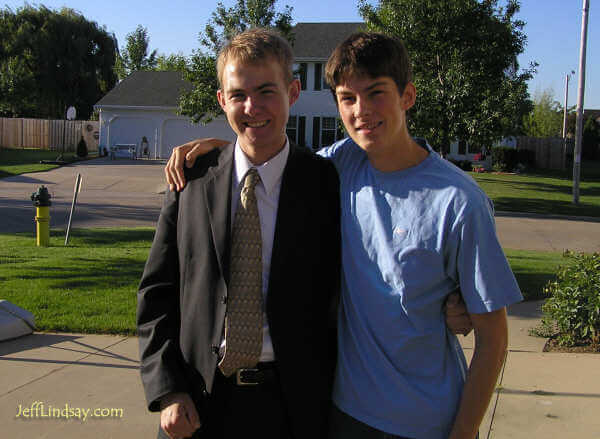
3,0,598,108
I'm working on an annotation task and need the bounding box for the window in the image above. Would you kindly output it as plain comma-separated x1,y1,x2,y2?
295,63,307,90
287,115,306,146
312,116,344,150
458,140,466,155
321,117,336,147
314,63,322,91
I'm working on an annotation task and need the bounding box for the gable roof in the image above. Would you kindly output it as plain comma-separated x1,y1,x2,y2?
292,22,363,59
96,23,364,108
95,71,191,108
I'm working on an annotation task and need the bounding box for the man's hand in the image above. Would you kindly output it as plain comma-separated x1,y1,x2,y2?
165,138,230,191
160,392,201,439
444,292,473,336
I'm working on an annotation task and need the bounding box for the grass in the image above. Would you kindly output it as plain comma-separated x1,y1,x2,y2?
470,161,600,217
0,228,154,335
504,249,573,301
0,147,97,179
0,228,573,334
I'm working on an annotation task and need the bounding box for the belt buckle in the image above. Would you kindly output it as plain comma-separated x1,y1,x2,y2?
236,368,260,386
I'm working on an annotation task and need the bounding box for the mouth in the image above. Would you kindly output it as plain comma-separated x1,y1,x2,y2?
244,120,269,128
356,121,383,132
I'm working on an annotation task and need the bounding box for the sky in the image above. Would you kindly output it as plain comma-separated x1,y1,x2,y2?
3,0,598,108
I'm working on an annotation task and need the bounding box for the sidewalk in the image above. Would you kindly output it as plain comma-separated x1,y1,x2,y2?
1,300,599,438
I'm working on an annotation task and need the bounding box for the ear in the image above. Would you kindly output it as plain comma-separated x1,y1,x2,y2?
401,82,416,111
217,89,226,111
288,79,301,106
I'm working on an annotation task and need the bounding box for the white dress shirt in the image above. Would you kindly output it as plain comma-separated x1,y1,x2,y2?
219,138,290,362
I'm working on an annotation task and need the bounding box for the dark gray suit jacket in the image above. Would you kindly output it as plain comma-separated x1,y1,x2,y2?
137,143,341,438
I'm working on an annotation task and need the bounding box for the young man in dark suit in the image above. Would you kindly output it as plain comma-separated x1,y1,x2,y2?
137,28,340,439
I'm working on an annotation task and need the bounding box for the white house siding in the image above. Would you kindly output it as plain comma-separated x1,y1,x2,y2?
161,118,234,158
98,108,234,159
291,61,342,149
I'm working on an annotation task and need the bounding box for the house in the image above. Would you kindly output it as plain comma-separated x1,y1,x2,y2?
448,137,517,161
94,71,234,158
94,22,362,158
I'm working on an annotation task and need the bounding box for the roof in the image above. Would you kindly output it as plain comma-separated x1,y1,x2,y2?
292,22,363,59
96,23,364,108
95,71,191,108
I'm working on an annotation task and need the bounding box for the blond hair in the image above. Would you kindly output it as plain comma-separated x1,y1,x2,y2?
216,28,294,87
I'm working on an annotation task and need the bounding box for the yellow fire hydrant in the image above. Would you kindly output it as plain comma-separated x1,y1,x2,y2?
31,186,52,247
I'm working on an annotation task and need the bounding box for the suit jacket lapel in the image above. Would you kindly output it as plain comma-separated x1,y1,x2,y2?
205,144,234,281
268,144,307,297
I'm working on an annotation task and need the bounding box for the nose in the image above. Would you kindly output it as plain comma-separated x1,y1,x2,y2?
244,96,259,117
354,96,371,118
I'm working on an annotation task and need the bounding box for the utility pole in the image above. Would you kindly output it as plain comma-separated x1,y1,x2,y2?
562,71,575,138
573,0,590,204
563,71,575,170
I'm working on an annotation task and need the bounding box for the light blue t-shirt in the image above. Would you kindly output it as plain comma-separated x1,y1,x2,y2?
318,138,522,439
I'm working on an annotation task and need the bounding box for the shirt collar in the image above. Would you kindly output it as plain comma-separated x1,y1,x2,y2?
233,138,290,196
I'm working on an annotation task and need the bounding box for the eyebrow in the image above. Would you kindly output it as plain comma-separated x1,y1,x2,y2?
226,82,278,95
336,80,389,95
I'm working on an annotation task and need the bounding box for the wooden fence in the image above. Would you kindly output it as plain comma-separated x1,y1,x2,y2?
0,117,99,152
517,136,574,170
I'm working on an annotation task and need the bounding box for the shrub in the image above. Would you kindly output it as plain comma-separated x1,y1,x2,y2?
491,146,518,172
540,251,600,347
76,136,88,158
517,149,536,168
448,159,472,172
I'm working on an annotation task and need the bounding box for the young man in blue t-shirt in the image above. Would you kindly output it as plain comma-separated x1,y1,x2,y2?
164,32,521,439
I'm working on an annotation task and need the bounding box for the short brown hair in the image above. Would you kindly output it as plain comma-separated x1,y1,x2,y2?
325,32,413,97
216,27,294,87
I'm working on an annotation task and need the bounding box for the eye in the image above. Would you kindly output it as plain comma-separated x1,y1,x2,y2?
230,93,245,101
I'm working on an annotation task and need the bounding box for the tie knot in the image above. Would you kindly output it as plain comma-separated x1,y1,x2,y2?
243,168,261,191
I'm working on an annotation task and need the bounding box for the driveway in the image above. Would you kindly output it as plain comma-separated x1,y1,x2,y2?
1,158,599,253
0,158,166,234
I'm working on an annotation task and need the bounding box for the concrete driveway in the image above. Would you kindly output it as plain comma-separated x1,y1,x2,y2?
0,157,166,234
1,158,599,253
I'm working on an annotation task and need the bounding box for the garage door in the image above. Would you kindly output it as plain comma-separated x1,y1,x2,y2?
161,118,234,159
108,117,156,153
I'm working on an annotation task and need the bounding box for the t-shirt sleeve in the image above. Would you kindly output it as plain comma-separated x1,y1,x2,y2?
450,196,523,314
316,138,355,172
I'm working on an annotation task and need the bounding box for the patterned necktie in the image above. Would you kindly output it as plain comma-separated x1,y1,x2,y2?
219,168,264,377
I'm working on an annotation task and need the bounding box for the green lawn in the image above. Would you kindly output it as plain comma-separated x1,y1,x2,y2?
0,148,97,179
0,228,154,335
471,161,600,217
0,228,570,334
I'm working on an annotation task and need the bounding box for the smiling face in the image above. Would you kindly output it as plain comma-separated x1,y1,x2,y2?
335,75,416,159
217,58,300,164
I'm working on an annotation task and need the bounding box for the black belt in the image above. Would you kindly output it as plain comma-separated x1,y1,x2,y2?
224,362,278,386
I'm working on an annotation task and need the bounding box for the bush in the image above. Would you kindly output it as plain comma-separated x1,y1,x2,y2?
448,159,472,172
517,149,536,168
539,251,600,347
491,146,518,172
76,136,88,158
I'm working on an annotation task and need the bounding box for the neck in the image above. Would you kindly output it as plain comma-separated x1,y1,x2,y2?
239,135,287,165
366,132,429,173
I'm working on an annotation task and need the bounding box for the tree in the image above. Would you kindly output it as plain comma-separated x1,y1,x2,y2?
359,0,536,155
156,52,190,73
116,25,158,79
0,5,117,119
178,0,293,123
523,88,563,137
